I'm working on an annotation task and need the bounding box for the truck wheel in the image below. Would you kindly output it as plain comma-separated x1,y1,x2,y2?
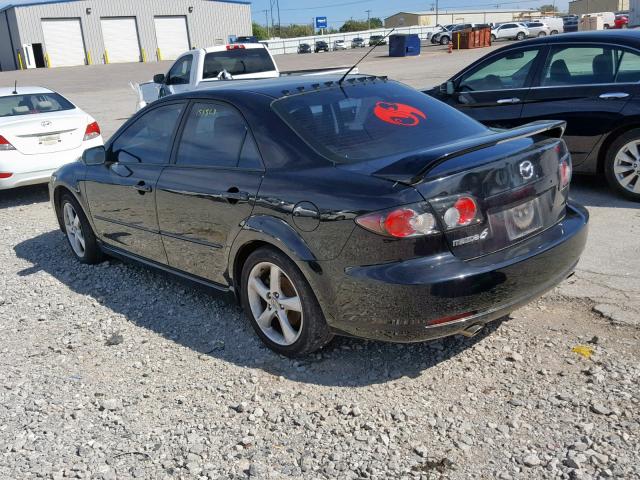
604,128,640,202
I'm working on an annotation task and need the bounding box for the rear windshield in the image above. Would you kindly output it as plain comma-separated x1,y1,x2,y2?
203,48,276,78
271,80,486,164
0,92,74,118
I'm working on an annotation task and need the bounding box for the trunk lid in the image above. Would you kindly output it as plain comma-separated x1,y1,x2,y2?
372,121,570,260
0,110,88,154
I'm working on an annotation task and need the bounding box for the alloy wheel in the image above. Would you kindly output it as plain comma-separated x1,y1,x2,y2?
247,261,303,346
63,202,86,258
613,140,640,194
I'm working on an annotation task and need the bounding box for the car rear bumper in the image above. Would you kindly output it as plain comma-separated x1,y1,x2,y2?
327,202,588,342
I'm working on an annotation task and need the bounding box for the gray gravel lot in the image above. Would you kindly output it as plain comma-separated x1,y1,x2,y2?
0,45,639,479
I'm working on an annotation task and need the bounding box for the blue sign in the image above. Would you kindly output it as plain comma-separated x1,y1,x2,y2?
315,16,328,29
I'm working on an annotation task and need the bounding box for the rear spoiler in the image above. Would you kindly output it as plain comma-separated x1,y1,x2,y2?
373,120,566,185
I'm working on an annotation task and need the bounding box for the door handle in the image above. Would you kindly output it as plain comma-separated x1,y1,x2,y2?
599,92,630,100
134,181,152,194
223,187,249,204
496,97,521,104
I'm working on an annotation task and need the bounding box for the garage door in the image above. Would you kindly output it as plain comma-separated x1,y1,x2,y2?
154,16,190,61
101,18,141,63
41,19,86,67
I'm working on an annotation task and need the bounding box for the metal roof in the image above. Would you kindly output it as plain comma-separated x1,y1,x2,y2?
0,0,250,14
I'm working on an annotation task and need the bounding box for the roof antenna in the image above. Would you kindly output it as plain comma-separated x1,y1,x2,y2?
338,28,395,85
12,80,18,95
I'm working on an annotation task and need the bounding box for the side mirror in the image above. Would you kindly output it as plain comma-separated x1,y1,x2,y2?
440,80,455,95
153,73,166,84
82,146,106,166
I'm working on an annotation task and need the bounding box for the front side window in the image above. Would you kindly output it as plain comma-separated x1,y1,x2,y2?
0,92,74,117
176,102,261,169
167,55,193,85
202,48,275,79
112,103,184,164
458,48,540,91
540,46,640,86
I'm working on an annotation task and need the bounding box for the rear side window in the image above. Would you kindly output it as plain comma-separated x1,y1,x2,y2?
203,48,275,78
0,92,74,117
176,102,261,169
113,103,184,164
271,80,486,164
459,48,540,90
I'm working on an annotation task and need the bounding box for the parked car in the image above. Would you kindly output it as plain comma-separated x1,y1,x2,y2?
614,14,629,29
431,24,455,44
589,12,616,29
351,37,366,48
491,23,529,41
426,30,640,201
524,21,551,37
538,16,564,35
314,40,329,53
50,75,588,356
563,15,579,33
298,43,312,54
368,35,387,46
432,24,473,45
333,39,347,50
0,86,103,190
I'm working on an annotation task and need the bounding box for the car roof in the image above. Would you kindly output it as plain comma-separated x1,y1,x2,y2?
516,29,640,47
171,74,375,100
0,86,54,97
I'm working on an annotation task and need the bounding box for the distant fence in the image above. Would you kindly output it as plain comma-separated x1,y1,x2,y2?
262,26,440,55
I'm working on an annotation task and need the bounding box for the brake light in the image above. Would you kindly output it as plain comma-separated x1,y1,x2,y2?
0,135,15,151
356,204,439,238
0,172,13,178
84,122,101,141
226,44,246,50
429,194,483,231
560,158,572,189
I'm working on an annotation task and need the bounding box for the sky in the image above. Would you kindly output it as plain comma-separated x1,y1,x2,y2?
0,0,571,26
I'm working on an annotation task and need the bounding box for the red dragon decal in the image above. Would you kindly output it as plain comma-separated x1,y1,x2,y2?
373,101,427,127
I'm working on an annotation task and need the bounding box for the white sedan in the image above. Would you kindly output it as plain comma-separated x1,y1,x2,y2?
0,86,103,190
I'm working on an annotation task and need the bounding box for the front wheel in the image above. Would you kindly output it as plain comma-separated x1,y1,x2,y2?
60,193,103,263
604,129,640,201
491,34,496,42
516,32,525,40
240,247,333,356
440,36,450,45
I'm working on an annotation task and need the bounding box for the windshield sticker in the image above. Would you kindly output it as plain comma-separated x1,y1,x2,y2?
374,101,426,127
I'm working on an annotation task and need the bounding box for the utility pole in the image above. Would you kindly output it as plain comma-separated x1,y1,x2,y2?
435,0,439,27
262,9,270,38
366,9,371,30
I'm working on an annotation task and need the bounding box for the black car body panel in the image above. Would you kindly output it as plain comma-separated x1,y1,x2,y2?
51,75,588,344
426,31,640,174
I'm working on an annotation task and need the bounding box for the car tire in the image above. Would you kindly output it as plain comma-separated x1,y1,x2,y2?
516,32,525,40
551,29,558,34
604,128,640,202
538,31,547,36
59,193,103,264
491,34,496,42
240,247,334,356
603,24,610,29
440,36,450,45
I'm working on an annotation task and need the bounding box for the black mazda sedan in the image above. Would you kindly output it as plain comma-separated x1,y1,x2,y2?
50,75,588,356
427,30,640,201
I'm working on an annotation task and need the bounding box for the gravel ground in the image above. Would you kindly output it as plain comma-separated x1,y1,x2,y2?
0,185,638,480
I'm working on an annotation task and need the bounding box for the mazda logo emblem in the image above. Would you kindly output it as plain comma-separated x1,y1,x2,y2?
41,120,52,128
519,160,534,180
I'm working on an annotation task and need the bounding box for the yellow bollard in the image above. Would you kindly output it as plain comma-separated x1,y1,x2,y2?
141,48,146,62
17,51,24,70
457,32,460,50
45,53,51,67
157,48,162,61
86,51,92,65
104,50,110,64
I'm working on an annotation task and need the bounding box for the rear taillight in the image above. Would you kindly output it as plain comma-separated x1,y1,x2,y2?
356,203,439,238
430,195,483,230
226,44,246,50
0,135,15,151
560,157,571,189
0,172,13,178
84,122,101,141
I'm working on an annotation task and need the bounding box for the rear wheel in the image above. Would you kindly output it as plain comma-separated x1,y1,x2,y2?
516,32,525,40
604,129,640,201
240,247,333,356
440,36,450,45
537,31,547,37
550,29,558,35
60,193,103,263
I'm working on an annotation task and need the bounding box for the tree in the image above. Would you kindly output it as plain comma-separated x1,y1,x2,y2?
539,4,559,12
339,17,383,33
252,22,268,41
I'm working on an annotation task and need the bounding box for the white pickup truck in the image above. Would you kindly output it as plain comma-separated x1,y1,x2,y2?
135,43,355,110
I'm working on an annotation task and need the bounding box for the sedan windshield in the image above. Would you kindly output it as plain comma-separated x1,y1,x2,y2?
0,93,74,118
271,80,486,163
